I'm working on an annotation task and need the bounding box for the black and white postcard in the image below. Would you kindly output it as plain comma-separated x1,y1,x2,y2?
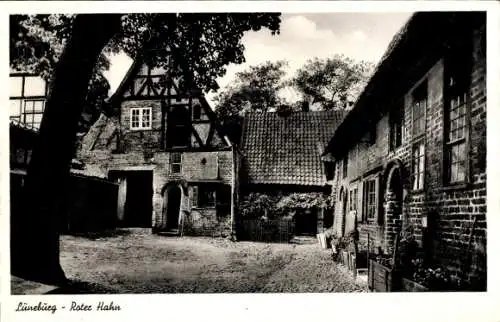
2,1,499,322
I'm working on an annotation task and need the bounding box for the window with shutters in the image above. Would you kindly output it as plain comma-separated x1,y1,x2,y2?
170,152,182,174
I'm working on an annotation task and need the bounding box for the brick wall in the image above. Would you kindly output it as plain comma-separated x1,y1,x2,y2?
78,107,235,236
329,23,486,285
121,100,163,152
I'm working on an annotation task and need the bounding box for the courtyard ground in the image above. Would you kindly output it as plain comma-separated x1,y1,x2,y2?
51,229,366,293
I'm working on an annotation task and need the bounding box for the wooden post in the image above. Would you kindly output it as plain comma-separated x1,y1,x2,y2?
392,233,400,269
367,232,371,273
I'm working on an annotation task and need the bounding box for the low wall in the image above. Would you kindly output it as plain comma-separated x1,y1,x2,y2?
10,171,118,234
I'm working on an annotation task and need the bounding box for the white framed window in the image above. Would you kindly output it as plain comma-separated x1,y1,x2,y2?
349,187,358,212
130,107,152,130
362,178,377,222
411,141,425,190
170,152,182,174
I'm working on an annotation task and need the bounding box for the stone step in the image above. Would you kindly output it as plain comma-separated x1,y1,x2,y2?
157,229,180,237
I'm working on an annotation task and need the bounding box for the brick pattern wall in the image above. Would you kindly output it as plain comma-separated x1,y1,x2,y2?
329,24,486,284
78,93,235,237
120,100,163,152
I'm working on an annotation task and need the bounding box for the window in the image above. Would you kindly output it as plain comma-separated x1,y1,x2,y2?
411,142,425,190
170,152,182,174
9,74,47,98
167,105,191,148
349,187,358,211
10,76,23,97
9,74,47,129
23,99,44,128
24,76,46,96
325,162,335,181
444,58,470,184
342,157,348,179
412,82,427,137
389,103,403,151
192,104,202,120
192,185,216,208
130,107,152,130
362,178,377,222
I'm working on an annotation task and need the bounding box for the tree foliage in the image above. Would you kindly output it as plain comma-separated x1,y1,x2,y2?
10,13,282,132
213,55,373,142
10,14,111,132
213,60,290,143
9,13,282,285
291,55,374,110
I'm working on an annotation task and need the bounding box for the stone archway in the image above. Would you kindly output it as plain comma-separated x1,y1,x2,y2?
382,159,406,252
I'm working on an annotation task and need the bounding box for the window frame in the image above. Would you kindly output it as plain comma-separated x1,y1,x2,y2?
192,104,202,121
362,176,378,223
411,140,426,191
411,81,427,139
443,57,471,186
166,105,191,148
342,156,348,179
349,186,358,212
192,185,217,209
169,152,182,175
130,107,153,130
389,103,404,151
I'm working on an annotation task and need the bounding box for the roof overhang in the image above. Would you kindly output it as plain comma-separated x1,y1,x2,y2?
323,11,486,158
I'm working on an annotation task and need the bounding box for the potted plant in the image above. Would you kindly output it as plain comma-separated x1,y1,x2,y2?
402,257,465,292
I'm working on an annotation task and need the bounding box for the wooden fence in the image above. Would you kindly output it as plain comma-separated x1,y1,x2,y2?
236,218,295,243
10,171,118,234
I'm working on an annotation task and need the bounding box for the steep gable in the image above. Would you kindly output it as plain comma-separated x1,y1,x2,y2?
83,48,231,153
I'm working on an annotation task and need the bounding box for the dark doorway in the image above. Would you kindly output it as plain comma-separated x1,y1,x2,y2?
166,186,181,230
294,208,317,236
109,170,153,228
324,206,334,229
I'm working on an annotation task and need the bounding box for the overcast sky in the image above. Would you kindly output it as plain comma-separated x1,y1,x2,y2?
103,12,414,104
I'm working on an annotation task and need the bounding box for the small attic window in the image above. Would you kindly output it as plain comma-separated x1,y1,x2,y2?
325,162,335,181
192,104,202,120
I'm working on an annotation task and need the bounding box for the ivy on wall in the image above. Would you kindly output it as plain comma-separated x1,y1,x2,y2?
239,192,332,219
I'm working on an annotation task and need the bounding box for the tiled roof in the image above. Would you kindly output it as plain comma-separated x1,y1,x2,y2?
241,110,345,186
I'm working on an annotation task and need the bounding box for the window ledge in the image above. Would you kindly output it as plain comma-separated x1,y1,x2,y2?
440,183,471,192
192,207,216,210
130,127,152,131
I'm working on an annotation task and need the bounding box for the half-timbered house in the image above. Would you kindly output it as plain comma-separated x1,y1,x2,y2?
77,48,239,237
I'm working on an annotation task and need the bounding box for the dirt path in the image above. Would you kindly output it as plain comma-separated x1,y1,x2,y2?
57,229,366,293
